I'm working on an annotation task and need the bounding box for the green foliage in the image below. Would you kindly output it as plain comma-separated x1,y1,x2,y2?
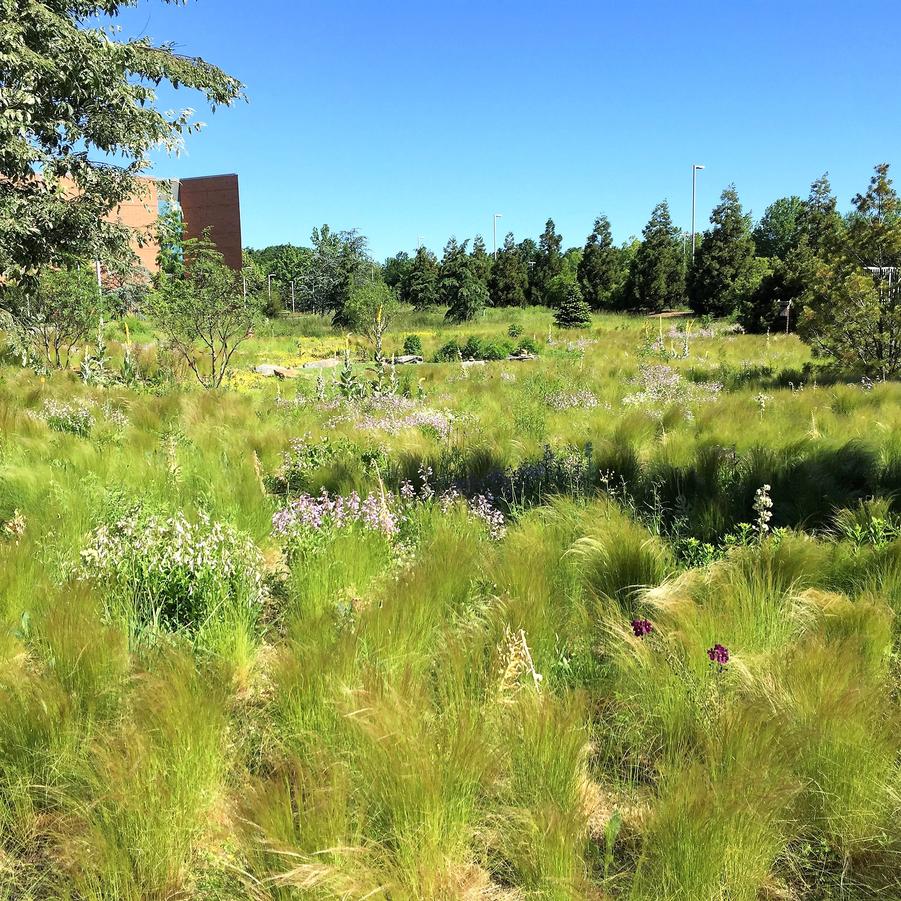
402,246,440,309
753,195,804,260
623,201,685,311
530,218,564,304
688,185,757,316
402,333,423,356
440,238,489,322
552,276,592,328
799,163,901,377
489,233,529,308
0,266,106,368
578,214,621,309
148,234,264,388
0,0,242,284
341,280,400,361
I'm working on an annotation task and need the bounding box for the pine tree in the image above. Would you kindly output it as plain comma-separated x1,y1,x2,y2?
402,246,439,309
553,277,592,328
470,234,492,286
753,196,804,261
623,202,684,312
687,185,756,316
531,219,563,305
798,173,845,258
439,238,488,322
489,233,529,307
578,215,620,309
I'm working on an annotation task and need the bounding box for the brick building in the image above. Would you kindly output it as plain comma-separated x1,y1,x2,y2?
114,173,243,273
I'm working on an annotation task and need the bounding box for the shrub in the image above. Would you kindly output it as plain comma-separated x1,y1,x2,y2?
461,335,483,360
433,339,461,362
516,336,540,355
508,322,523,338
402,334,423,356
481,340,513,361
40,399,94,436
81,507,266,634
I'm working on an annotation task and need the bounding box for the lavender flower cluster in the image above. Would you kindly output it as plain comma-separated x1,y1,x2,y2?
546,389,599,411
273,467,507,544
622,364,722,409
707,643,730,667
328,395,454,439
272,488,401,538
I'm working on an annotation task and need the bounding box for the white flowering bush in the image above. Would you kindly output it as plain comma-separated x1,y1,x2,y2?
40,399,95,436
81,508,266,632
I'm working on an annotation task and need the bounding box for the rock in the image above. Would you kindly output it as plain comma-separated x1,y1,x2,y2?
302,357,342,370
392,354,423,365
506,353,537,361
255,364,299,378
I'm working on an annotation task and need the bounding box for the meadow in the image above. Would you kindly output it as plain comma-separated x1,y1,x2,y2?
1,307,900,899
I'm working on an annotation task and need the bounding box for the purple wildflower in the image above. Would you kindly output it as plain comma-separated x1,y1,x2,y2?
707,643,730,667
631,618,653,638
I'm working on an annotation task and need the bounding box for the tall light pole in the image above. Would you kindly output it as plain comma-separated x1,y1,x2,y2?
691,164,705,260
493,213,502,259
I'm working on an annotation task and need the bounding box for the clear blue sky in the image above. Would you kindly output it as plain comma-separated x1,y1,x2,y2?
110,0,901,260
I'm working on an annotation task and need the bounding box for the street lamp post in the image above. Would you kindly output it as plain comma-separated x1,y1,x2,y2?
493,213,503,259
691,164,705,260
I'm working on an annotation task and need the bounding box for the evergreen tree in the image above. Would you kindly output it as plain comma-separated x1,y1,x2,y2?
383,251,412,291
531,219,564,305
687,185,756,316
489,233,529,307
798,163,901,377
797,173,845,258
470,234,492,286
622,202,684,312
402,246,439,309
439,238,488,322
578,215,620,309
553,276,592,328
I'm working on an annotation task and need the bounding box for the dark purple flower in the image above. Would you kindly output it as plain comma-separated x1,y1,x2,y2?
631,619,653,638
707,643,729,666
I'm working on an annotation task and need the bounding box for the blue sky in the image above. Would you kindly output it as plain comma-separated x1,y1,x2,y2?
110,0,901,260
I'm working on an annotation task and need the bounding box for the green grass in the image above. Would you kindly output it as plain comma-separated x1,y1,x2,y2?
0,308,899,898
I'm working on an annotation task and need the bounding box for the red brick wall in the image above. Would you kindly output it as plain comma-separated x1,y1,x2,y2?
178,174,243,270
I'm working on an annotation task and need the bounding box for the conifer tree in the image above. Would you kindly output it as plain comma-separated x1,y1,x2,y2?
470,234,492,286
687,185,756,316
531,219,564,305
439,238,488,322
553,277,592,328
402,246,439,309
578,215,620,309
797,173,845,258
489,233,529,307
622,202,684,312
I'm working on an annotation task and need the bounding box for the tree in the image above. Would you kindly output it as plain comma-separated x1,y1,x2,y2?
753,196,804,260
687,185,756,316
489,233,529,307
797,173,845,257
0,266,106,368
342,281,400,361
578,215,620,309
551,274,591,328
531,219,563,305
0,1,242,285
149,234,263,388
738,248,812,333
439,238,488,322
470,235,492,286
402,246,439,309
383,252,412,292
798,163,901,378
622,202,684,311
